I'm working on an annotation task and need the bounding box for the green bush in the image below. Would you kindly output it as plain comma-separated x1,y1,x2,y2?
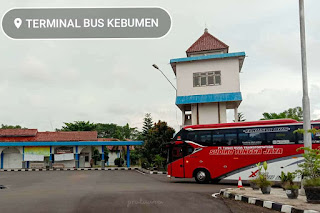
296,147,320,186
141,158,150,169
255,161,273,188
114,158,124,167
154,154,166,169
284,182,300,190
281,171,299,190
281,171,296,185
304,178,320,187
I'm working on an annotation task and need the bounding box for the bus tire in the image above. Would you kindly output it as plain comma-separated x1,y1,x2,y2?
194,169,210,184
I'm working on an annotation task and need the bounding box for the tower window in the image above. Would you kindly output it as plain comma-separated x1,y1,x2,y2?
193,71,221,87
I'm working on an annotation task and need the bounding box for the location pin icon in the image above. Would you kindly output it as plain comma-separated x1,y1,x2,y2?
14,18,22,29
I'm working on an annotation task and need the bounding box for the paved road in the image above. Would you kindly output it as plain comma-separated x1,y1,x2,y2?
0,170,275,213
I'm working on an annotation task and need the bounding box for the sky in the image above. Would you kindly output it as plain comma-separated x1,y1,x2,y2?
0,0,320,132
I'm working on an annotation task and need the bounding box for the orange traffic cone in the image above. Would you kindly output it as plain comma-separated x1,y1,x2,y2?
238,176,243,188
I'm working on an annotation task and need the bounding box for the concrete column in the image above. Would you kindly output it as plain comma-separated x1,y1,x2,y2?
0,151,3,169
101,145,105,168
182,107,185,126
219,102,227,123
234,107,238,122
22,146,26,169
126,145,130,168
75,146,79,168
191,104,198,125
49,146,53,169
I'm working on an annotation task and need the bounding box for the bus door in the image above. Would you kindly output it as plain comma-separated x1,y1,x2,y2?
171,144,185,178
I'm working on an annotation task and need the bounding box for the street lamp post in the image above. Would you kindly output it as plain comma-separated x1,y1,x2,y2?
152,64,177,91
299,0,312,149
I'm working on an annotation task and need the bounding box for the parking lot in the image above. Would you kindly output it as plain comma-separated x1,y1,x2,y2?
0,170,276,213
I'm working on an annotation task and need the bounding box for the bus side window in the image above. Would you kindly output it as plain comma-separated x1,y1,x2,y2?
212,131,224,146
266,126,296,145
225,133,237,146
194,131,212,145
186,132,196,141
239,129,267,145
173,149,177,156
172,146,183,161
185,144,195,156
294,125,304,144
187,147,194,155
311,124,320,143
212,130,237,146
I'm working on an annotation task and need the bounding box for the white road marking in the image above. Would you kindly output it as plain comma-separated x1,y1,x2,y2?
212,193,219,198
135,170,146,175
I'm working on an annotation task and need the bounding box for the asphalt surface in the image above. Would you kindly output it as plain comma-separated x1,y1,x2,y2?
0,170,276,213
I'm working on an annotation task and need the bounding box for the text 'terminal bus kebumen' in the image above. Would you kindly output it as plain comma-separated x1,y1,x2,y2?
25,18,159,28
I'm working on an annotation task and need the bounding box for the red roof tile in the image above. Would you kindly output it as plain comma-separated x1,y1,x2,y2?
0,129,38,137
186,29,229,56
0,130,97,142
35,131,97,141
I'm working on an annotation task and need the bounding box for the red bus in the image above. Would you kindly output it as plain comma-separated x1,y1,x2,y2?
167,119,320,183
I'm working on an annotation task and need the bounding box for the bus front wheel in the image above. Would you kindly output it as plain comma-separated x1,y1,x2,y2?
194,169,210,184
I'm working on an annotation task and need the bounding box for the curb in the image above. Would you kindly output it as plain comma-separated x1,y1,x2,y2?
219,189,319,213
136,168,167,175
0,167,139,172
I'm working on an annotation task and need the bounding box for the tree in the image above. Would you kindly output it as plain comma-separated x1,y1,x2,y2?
128,150,141,165
92,147,101,165
142,113,153,138
233,112,246,122
95,123,120,138
57,121,139,140
261,106,303,121
140,120,175,166
58,121,97,131
1,124,25,129
154,154,166,169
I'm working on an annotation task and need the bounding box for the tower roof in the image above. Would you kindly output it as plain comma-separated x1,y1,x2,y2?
186,29,229,56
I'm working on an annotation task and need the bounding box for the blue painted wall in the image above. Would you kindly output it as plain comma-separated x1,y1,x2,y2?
176,92,242,105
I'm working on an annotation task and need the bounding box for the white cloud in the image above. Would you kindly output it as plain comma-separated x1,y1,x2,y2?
20,55,51,81
0,0,319,132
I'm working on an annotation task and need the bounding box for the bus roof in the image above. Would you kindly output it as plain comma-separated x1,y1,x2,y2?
184,119,299,130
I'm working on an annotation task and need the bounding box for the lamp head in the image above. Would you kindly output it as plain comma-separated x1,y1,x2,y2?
152,64,159,69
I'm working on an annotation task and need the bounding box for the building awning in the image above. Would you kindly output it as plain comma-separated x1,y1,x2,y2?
170,52,245,74
0,141,144,147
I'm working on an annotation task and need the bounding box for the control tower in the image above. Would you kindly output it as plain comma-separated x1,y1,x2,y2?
170,29,245,125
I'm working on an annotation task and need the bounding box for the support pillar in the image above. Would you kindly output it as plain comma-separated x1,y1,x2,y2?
234,107,238,122
1,151,4,169
126,145,130,168
182,107,185,126
196,103,199,124
101,145,105,168
49,146,53,169
75,146,79,168
22,146,26,169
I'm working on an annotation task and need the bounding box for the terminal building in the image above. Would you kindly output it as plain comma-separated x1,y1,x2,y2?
0,129,142,169
170,29,246,125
